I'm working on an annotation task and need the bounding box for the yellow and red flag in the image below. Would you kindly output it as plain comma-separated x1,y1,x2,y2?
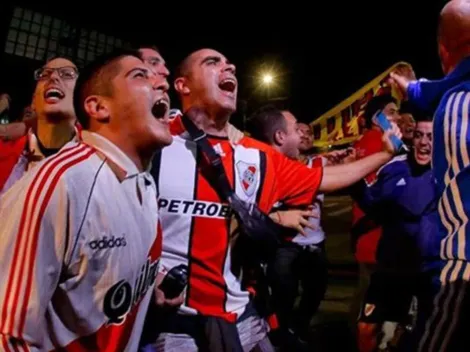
310,62,412,147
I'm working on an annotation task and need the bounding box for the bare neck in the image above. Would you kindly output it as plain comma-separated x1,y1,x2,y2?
272,143,283,155
93,128,152,173
447,49,470,75
185,107,231,138
36,116,75,149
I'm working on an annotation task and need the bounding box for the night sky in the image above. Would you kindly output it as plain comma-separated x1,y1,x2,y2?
6,0,449,124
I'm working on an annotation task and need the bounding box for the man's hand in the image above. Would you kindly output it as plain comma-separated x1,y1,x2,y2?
270,206,319,236
381,122,403,155
342,148,357,164
0,122,28,141
155,271,185,308
389,65,417,100
324,148,356,165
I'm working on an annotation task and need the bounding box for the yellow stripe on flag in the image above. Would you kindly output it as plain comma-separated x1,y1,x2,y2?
310,61,412,147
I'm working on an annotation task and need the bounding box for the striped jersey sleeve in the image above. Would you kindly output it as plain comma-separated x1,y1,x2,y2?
434,89,470,261
0,143,91,351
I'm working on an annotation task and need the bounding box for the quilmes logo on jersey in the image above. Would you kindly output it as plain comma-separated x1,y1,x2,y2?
158,198,231,219
103,256,159,325
236,161,258,197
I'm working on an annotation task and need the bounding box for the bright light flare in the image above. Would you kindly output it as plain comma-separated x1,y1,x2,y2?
262,73,274,85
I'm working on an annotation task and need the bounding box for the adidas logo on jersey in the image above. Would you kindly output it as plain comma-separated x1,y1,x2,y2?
89,236,127,250
158,198,231,219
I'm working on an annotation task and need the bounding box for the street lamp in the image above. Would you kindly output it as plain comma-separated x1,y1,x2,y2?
262,73,274,85
258,71,276,101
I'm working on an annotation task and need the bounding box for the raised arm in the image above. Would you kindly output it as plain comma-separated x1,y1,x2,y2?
319,127,401,193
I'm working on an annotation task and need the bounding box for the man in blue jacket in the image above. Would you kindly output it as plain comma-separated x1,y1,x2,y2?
352,116,439,352
390,1,470,350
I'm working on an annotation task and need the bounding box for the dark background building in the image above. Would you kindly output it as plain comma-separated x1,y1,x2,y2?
0,1,447,125
0,3,137,120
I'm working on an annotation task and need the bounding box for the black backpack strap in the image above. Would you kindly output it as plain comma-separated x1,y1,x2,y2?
181,114,234,199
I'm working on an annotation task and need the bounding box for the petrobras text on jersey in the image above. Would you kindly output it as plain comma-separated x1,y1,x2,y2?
103,256,159,325
158,198,231,219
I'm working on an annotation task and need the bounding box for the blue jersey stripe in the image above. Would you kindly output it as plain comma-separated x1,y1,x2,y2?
435,88,470,261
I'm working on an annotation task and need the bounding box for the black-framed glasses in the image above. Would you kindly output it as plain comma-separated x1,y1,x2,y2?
34,66,78,81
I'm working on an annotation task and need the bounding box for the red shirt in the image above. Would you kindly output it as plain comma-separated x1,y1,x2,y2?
352,128,383,264
0,136,27,192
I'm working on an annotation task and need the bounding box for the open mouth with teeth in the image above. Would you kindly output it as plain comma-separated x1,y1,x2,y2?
417,148,431,156
218,78,237,95
44,88,65,103
415,147,431,163
152,99,169,119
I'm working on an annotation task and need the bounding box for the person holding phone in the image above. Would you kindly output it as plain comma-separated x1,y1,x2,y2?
349,94,401,329
351,116,438,352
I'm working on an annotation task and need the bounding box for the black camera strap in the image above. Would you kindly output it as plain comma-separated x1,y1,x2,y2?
181,113,281,255
181,114,234,200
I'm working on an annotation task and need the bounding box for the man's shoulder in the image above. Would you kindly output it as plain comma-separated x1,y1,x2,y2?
238,136,278,155
1,142,98,206
29,142,99,185
0,135,27,158
377,154,409,176
439,82,470,110
354,129,382,157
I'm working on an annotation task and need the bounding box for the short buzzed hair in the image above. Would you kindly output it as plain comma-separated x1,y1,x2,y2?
73,48,141,129
364,94,396,129
44,55,75,66
247,105,287,144
415,114,433,123
174,53,194,79
138,44,160,53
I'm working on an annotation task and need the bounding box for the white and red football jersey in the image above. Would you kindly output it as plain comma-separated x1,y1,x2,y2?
0,131,161,351
291,155,326,246
152,116,323,322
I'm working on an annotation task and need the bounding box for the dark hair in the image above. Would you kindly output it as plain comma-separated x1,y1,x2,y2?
364,94,396,129
44,55,75,65
400,101,432,123
174,53,193,79
246,105,286,144
399,100,414,115
137,44,160,53
414,114,433,123
73,48,141,129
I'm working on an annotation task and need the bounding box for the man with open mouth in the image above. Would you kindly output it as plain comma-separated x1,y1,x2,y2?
351,115,438,352
0,49,172,351
0,57,80,196
150,48,402,351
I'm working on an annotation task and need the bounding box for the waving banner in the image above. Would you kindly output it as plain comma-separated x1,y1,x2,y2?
310,62,412,147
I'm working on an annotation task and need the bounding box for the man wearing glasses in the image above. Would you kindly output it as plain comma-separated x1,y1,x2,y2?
0,57,79,196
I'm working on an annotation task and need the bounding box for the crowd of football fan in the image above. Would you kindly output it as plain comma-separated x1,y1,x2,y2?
1,1,470,351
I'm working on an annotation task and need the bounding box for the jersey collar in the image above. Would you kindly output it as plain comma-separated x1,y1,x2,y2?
26,126,80,161
81,131,148,179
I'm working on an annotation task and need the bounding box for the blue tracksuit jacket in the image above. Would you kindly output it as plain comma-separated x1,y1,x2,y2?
351,155,440,272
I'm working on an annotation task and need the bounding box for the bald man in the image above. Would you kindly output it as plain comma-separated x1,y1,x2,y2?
392,1,470,351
